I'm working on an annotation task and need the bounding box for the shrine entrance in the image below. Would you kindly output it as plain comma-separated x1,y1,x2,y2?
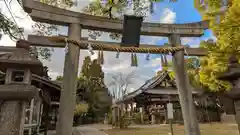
8,1,211,135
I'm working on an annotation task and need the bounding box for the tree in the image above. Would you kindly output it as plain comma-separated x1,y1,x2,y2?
0,12,20,40
160,57,203,88
77,57,112,122
74,103,89,116
83,0,177,40
0,0,74,60
107,71,137,100
194,0,240,91
56,76,63,81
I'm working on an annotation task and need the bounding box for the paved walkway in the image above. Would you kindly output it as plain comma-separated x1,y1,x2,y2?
42,125,109,135
43,124,172,135
76,126,108,135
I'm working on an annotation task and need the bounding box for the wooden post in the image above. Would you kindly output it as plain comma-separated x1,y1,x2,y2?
234,100,240,134
167,103,174,135
169,34,200,135
130,103,133,116
140,107,144,124
43,103,49,135
169,119,174,135
56,23,81,135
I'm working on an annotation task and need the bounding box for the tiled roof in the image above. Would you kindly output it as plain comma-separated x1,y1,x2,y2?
116,70,201,103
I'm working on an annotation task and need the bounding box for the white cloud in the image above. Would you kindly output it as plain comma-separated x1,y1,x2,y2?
160,8,176,24
0,0,177,94
140,8,176,45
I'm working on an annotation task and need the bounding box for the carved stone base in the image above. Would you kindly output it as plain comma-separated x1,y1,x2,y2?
0,101,25,135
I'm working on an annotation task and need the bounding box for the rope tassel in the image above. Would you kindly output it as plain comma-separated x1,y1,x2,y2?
100,50,104,65
116,51,120,58
98,51,101,64
97,50,104,65
131,53,134,67
134,53,138,67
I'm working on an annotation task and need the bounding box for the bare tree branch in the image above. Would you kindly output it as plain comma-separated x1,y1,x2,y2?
107,71,138,99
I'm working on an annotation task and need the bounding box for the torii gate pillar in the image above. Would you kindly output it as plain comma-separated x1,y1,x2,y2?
169,34,200,135
56,23,81,135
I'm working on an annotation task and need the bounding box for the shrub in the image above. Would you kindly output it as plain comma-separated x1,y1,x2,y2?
132,112,149,124
74,103,89,116
119,113,131,128
73,103,89,126
132,112,142,124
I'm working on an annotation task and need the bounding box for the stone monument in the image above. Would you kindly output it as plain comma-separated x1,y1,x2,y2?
0,41,42,135
218,54,240,133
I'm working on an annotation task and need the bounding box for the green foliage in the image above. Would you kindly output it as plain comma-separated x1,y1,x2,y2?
83,0,177,40
199,42,231,91
132,112,143,124
196,0,240,92
55,76,63,81
108,113,113,124
119,113,131,128
161,57,203,88
11,0,73,60
74,103,89,116
78,56,112,122
131,112,149,124
0,12,21,40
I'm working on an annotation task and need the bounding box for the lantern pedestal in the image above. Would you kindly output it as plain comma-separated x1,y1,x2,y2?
218,55,240,132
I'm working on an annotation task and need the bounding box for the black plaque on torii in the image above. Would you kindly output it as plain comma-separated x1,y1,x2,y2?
121,15,143,47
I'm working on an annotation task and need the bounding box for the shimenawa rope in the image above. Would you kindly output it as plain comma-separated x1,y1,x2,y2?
48,36,188,54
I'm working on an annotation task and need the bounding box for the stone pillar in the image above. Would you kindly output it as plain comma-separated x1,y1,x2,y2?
218,55,240,134
140,107,144,124
56,23,81,135
112,107,116,126
130,103,133,116
169,34,200,135
164,105,168,124
151,113,156,124
104,113,108,124
112,105,119,127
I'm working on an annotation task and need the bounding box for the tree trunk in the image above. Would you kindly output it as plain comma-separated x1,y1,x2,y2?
0,101,23,135
169,34,201,135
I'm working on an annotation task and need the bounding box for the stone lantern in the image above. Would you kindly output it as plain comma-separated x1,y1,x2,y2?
0,40,43,135
218,55,240,132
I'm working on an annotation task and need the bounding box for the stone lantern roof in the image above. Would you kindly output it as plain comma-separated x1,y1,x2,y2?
0,40,43,75
218,55,240,81
218,55,240,100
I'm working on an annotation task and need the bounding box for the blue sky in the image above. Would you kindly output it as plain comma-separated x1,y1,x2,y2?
140,0,215,71
156,0,202,23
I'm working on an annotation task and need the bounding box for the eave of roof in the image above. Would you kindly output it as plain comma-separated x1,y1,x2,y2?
117,70,202,104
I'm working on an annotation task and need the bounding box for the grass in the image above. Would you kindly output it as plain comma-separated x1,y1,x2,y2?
103,123,239,135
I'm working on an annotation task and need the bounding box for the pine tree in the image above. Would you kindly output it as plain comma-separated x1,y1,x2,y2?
80,56,92,78
77,57,112,122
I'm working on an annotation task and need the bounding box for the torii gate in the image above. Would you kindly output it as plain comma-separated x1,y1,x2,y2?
20,1,209,135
